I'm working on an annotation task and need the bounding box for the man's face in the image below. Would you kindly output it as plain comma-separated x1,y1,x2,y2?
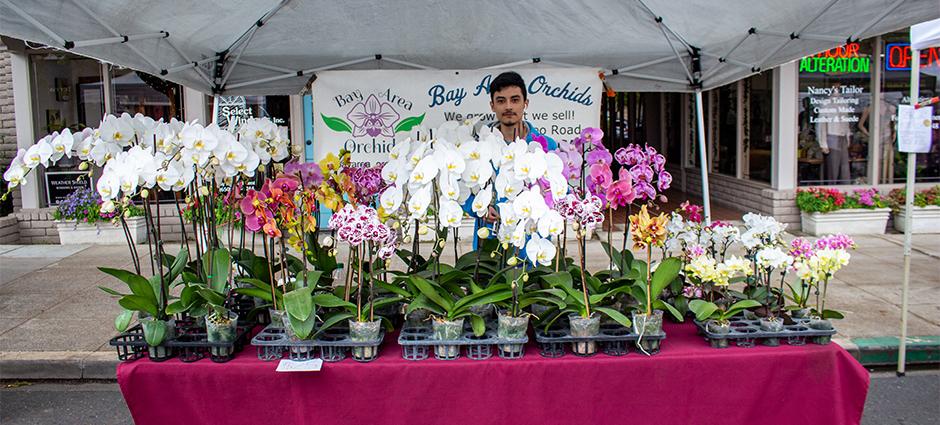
490,86,528,127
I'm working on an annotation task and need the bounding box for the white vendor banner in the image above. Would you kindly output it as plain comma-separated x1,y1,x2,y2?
310,68,602,166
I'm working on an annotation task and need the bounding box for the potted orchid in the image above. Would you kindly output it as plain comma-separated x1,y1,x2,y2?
791,234,853,343
797,187,889,235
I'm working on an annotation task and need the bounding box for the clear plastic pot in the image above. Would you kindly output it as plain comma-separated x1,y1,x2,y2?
706,320,730,349
497,313,529,356
206,311,239,357
569,314,600,356
432,318,465,359
349,319,381,360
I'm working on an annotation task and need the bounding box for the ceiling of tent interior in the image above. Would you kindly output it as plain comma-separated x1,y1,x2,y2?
1,0,938,94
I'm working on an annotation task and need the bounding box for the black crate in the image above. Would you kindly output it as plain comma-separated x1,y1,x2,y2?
533,322,666,357
397,321,528,361
694,317,837,348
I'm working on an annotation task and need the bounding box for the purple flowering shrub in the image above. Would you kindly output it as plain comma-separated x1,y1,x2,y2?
53,187,143,223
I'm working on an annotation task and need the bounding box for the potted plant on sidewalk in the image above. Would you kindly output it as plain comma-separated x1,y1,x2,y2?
888,185,940,233
53,187,146,245
797,187,889,235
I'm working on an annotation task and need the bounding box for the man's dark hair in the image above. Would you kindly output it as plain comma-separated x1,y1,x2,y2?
490,71,527,100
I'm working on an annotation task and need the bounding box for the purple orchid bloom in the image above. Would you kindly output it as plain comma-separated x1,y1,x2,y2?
580,127,604,148
586,148,613,166
652,153,666,172
284,160,324,187
532,134,549,152
634,180,656,200
630,163,654,182
347,94,401,138
615,145,647,166
657,170,672,191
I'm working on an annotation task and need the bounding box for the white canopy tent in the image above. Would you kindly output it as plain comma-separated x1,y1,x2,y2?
2,0,938,220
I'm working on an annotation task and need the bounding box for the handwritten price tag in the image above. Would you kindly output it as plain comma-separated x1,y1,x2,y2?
276,358,323,372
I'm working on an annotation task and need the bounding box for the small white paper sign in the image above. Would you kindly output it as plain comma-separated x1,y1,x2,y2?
897,104,933,153
276,358,323,372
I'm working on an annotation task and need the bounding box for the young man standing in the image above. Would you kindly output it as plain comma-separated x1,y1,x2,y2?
467,71,558,249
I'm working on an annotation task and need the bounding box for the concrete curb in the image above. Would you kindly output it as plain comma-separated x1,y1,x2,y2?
0,351,117,380
1,337,937,380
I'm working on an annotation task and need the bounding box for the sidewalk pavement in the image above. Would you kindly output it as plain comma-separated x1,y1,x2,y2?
0,232,937,380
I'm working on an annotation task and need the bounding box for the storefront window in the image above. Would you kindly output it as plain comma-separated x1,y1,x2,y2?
111,67,182,121
744,72,773,183
797,41,873,185
29,52,104,206
879,32,940,183
214,95,291,131
714,84,737,175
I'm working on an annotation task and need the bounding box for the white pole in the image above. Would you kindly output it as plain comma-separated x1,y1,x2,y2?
695,89,712,224
898,47,919,377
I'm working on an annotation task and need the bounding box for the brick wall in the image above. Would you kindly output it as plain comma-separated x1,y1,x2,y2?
12,204,196,244
0,40,21,212
0,214,18,243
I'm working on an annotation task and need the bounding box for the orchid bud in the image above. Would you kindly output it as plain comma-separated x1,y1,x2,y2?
502,243,509,250
329,248,337,257
438,239,445,248
123,209,132,218
522,273,529,283
572,222,581,231
199,186,210,197
476,227,490,239
418,225,429,235
391,221,400,229
490,252,497,258
78,161,89,171
507,257,518,266
291,144,303,156
139,189,149,199
403,235,413,244
101,200,116,213
322,236,334,247
386,259,392,269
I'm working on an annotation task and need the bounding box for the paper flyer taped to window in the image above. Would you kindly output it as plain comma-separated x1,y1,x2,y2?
897,104,933,153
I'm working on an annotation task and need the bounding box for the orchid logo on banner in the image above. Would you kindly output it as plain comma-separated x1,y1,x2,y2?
311,68,602,167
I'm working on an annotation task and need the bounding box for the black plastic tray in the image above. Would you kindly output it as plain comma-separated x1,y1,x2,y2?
533,322,666,357
251,324,385,362
109,319,252,363
693,317,836,348
397,321,528,361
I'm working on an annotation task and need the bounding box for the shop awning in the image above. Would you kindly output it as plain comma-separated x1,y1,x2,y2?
1,0,938,95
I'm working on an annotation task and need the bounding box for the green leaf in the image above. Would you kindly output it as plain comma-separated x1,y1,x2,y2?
99,267,158,306
284,286,314,321
649,258,681,303
453,289,512,315
288,310,317,339
181,271,201,284
311,293,354,309
114,309,134,332
315,312,356,336
410,275,453,312
321,114,353,133
141,319,168,346
394,113,426,133
542,272,574,289
377,281,411,298
234,287,273,302
98,286,126,297
203,248,231,293
822,309,844,320
180,285,197,307
723,299,762,320
594,306,631,328
653,300,684,322
454,283,509,310
118,295,159,317
166,248,189,283
165,300,189,315
689,299,719,322
302,270,324,288
469,314,486,336
196,288,225,307
370,296,403,311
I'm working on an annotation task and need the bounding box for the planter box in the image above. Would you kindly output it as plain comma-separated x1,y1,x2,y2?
800,208,890,236
894,205,940,234
55,216,148,245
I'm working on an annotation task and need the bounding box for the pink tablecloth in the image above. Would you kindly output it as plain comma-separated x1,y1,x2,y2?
117,322,869,425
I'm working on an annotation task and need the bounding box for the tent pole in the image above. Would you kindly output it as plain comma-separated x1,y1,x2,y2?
898,47,919,377
694,89,711,224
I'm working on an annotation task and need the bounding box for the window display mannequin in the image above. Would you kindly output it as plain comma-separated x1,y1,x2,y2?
815,83,852,183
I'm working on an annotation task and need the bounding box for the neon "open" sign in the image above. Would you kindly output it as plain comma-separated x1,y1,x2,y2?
885,43,940,71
